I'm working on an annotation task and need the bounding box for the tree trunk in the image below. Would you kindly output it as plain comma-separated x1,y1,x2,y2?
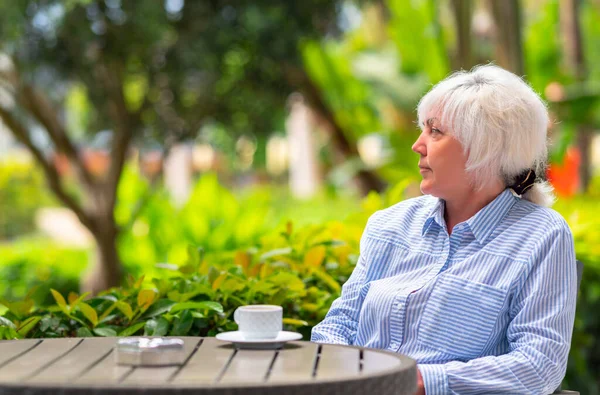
450,0,473,70
489,0,524,75
560,0,591,192
82,218,122,294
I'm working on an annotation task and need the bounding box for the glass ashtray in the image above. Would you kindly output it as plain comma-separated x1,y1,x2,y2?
115,337,185,366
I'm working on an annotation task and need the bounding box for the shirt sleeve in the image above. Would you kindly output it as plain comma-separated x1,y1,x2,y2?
310,213,378,345
419,225,577,395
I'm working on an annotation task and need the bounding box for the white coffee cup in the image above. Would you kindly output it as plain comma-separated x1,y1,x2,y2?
234,305,283,340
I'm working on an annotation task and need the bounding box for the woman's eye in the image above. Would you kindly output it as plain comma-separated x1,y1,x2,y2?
431,128,442,135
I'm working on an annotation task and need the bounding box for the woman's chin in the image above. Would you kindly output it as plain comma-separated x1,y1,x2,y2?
419,181,434,195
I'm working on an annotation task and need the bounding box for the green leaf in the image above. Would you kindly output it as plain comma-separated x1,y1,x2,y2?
17,316,41,337
76,327,94,337
207,266,220,284
137,289,158,311
170,301,223,314
0,316,16,329
171,310,193,336
93,327,117,337
311,269,341,293
115,301,133,321
68,292,91,308
78,302,98,327
1,299,34,319
0,326,19,340
282,318,309,327
260,247,293,262
50,289,70,315
144,317,169,336
118,322,146,337
140,299,176,319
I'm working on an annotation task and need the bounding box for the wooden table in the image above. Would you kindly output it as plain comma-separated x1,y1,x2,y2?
0,337,417,395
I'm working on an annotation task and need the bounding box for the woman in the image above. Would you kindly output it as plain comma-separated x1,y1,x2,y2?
311,65,577,395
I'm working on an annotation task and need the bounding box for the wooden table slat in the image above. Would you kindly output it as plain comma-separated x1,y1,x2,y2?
315,344,360,379
121,338,200,385
0,339,40,367
74,347,132,385
362,349,402,374
0,338,80,382
171,338,234,385
28,337,117,384
219,349,277,384
268,342,318,383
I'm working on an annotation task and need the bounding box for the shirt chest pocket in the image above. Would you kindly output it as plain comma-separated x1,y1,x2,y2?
418,273,508,360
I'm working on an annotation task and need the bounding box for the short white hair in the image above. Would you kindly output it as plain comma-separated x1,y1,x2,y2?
417,64,555,207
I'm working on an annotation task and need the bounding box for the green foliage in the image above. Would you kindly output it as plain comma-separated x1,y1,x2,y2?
0,218,364,340
0,237,87,307
0,159,56,239
554,192,600,395
387,0,448,82
115,167,364,279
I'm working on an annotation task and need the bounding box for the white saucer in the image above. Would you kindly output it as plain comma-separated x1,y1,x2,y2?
215,331,303,349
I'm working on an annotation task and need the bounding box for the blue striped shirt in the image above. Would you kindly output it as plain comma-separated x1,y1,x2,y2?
311,189,577,394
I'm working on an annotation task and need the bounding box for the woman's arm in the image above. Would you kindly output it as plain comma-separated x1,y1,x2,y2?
419,225,577,394
310,213,380,345
310,253,369,344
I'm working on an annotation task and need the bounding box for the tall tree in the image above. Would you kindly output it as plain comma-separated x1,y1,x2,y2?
450,0,474,70
489,0,524,75
560,0,593,192
0,0,380,293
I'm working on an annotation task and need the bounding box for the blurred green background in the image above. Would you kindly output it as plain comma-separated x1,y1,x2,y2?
0,0,599,393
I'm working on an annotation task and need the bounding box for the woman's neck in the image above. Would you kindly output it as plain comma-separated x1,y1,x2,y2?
443,182,505,235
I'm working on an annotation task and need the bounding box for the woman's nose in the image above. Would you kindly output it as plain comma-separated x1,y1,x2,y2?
412,133,427,155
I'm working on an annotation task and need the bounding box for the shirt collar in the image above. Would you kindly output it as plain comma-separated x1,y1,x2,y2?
421,198,445,237
421,188,517,244
467,188,516,244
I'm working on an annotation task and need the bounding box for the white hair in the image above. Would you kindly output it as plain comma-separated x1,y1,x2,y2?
417,64,555,207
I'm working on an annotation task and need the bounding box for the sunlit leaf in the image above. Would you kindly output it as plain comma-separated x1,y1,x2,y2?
79,302,98,327
50,289,70,315
115,301,133,321
118,322,146,337
170,301,223,314
260,247,292,262
234,251,251,274
16,316,41,337
211,273,228,291
137,289,158,311
282,318,308,327
68,292,79,305
304,246,326,268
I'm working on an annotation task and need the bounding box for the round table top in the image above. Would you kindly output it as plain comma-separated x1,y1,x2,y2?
0,337,417,395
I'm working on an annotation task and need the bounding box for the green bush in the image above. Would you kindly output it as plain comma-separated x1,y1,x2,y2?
0,159,56,240
115,168,364,278
0,237,88,307
0,220,363,340
554,196,600,395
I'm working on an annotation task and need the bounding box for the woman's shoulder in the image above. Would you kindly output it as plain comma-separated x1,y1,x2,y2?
509,198,572,234
365,194,437,238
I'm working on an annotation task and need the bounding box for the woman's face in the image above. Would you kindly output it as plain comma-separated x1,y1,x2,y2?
411,117,471,199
